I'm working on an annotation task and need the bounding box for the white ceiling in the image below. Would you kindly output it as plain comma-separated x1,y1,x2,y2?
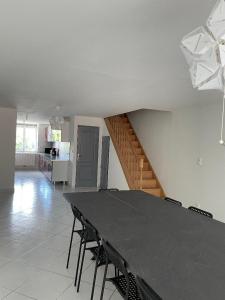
0,0,220,122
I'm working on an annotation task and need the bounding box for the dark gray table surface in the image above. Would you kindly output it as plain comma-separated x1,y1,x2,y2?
64,190,225,300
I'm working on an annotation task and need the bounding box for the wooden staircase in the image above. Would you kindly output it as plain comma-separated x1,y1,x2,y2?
105,114,165,197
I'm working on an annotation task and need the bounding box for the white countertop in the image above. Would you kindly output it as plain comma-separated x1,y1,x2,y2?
38,153,70,162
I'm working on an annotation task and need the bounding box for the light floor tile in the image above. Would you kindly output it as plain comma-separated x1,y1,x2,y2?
109,290,123,300
81,262,116,290
16,269,72,300
58,281,113,300
0,260,37,291
0,256,10,268
4,292,36,299
0,171,115,299
0,286,11,299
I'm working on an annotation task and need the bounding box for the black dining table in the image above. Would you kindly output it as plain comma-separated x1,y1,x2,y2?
64,190,225,300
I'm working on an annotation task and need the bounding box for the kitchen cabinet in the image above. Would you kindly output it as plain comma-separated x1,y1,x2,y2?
38,154,68,183
52,161,68,182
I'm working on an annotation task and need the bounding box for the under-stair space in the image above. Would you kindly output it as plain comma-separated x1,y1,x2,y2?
105,114,165,197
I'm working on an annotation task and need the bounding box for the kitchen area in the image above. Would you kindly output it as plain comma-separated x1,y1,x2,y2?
15,114,115,190
15,119,71,185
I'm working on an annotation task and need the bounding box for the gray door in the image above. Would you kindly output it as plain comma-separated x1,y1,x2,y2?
100,136,110,189
76,126,99,187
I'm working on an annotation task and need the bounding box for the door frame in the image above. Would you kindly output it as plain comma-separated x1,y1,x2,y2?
100,136,110,189
71,117,105,189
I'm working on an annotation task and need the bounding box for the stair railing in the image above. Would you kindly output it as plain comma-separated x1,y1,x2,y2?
108,116,144,189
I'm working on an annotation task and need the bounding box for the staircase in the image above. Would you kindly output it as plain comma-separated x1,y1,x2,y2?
105,114,165,197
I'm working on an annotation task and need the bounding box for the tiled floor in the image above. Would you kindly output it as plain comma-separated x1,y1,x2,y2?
0,171,121,300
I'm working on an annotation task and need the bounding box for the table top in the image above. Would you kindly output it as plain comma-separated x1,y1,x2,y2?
64,190,225,300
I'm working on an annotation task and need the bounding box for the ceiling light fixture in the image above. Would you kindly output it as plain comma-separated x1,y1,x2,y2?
181,0,225,145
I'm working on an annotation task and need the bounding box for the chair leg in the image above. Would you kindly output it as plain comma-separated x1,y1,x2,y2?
74,236,83,287
66,217,76,269
90,248,100,300
77,240,87,292
100,262,108,300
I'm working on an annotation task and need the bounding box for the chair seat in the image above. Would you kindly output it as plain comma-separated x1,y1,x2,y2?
109,273,140,300
89,245,109,267
76,229,99,243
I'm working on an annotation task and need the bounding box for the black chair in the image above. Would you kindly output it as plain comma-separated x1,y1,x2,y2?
76,217,108,298
99,188,119,192
100,240,140,300
66,205,97,286
136,276,162,300
164,197,182,206
188,206,213,218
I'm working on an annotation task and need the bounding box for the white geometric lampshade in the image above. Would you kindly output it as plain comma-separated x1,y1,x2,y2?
198,67,224,90
207,0,225,40
181,26,216,58
181,0,225,144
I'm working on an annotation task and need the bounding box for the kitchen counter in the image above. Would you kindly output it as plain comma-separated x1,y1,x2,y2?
39,153,70,162
38,153,69,183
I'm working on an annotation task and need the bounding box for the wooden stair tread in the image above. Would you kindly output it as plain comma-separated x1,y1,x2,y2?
129,135,136,141
141,179,157,188
143,162,150,170
137,154,146,160
142,188,161,197
132,141,139,147
142,171,153,179
134,148,142,154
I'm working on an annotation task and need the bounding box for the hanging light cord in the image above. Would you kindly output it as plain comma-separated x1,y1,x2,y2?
220,94,225,144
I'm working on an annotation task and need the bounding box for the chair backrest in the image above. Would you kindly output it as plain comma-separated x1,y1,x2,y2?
71,204,83,222
81,217,100,245
102,240,128,276
165,197,182,206
136,276,162,300
99,188,119,192
188,206,213,218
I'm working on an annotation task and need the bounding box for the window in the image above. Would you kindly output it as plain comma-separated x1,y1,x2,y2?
51,130,61,142
16,124,38,152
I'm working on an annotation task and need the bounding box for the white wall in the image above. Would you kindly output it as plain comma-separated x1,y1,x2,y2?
103,123,129,190
107,141,129,190
128,100,225,222
0,107,17,191
68,115,128,190
15,153,36,168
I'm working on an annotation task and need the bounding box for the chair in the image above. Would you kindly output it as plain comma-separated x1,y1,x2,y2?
136,276,162,300
76,217,108,298
99,188,119,192
66,205,97,286
100,240,140,300
164,197,182,206
188,206,213,218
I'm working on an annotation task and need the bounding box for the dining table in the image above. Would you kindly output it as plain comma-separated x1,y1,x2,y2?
64,190,225,300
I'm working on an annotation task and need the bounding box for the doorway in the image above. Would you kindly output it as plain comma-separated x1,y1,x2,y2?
75,125,99,187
